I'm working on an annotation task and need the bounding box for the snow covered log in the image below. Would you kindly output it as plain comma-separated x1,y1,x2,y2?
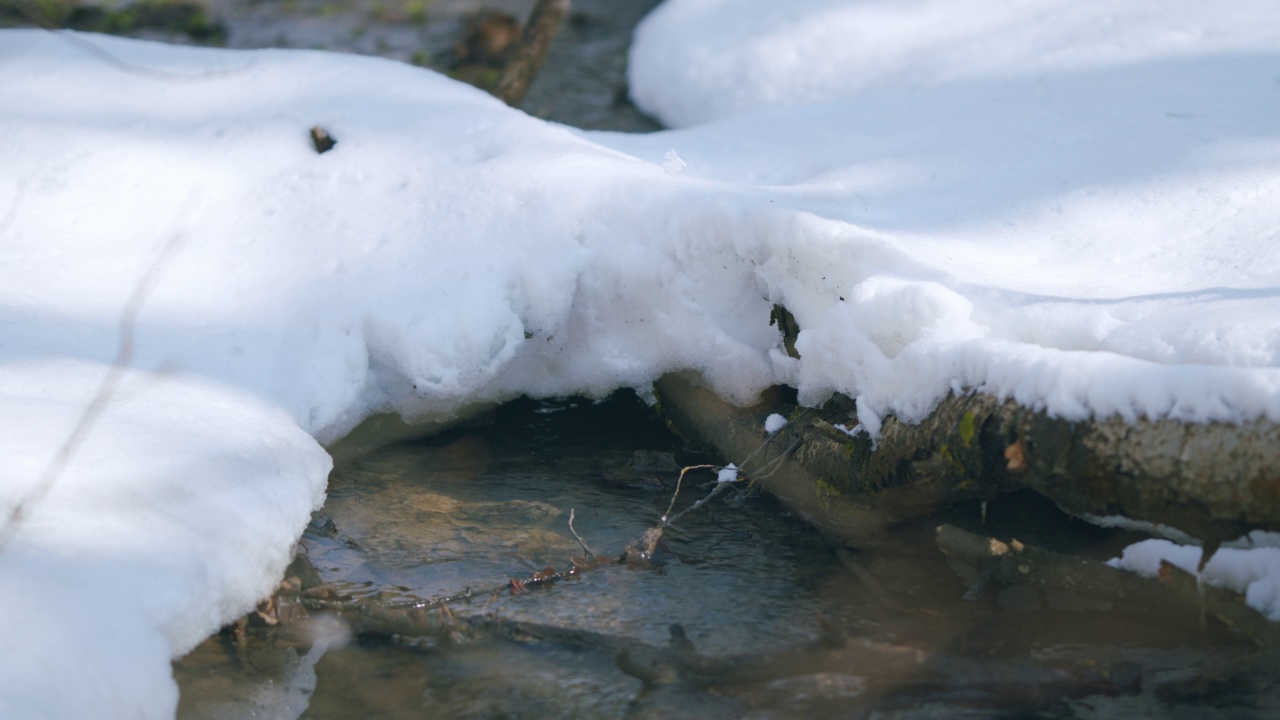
656,373,1280,546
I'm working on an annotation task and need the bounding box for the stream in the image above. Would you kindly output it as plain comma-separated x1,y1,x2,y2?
11,1,1275,716
174,393,1276,719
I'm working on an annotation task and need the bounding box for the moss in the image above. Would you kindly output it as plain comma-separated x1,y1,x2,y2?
810,478,845,513
938,443,965,474
930,442,981,497
3,1,227,43
959,411,976,447
815,478,843,497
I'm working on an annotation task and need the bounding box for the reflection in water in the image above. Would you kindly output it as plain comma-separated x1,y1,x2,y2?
177,393,1279,718
312,395,836,653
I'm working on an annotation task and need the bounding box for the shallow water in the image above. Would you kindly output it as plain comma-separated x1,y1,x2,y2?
176,393,1279,719
312,435,833,653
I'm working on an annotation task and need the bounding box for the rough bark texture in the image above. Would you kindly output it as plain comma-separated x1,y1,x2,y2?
655,373,1280,546
654,374,895,546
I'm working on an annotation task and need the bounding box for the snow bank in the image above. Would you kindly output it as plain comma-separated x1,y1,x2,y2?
3,0,1280,713
630,0,1280,128
619,0,1280,432
0,362,328,718
623,0,1280,623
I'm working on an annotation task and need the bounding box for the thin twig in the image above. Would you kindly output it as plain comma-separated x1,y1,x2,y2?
733,425,780,473
567,508,594,558
661,464,716,523
732,407,813,477
662,482,732,529
748,437,803,481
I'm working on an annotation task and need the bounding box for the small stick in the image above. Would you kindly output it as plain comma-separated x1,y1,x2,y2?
661,465,716,523
662,482,732,529
567,508,594,558
748,437,802,481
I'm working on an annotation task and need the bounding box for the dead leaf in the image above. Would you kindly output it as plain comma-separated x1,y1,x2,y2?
1004,438,1028,473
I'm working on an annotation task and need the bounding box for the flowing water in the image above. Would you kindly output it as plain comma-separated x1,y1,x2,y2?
175,393,1278,719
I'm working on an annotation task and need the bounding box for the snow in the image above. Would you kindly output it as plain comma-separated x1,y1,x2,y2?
833,423,863,439
662,149,687,175
764,413,788,434
0,362,328,718
1110,539,1280,621
629,0,1280,129
717,463,741,484
625,0,1280,629
2,0,1280,714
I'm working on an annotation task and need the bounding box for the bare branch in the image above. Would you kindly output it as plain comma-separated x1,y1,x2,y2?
493,0,570,106
660,464,716,523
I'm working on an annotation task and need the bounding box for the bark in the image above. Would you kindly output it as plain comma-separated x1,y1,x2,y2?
493,0,570,107
654,374,896,546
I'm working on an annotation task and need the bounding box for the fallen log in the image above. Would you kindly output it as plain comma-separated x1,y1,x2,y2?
654,372,1280,547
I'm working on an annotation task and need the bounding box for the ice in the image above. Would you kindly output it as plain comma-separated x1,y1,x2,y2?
662,149,687,175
